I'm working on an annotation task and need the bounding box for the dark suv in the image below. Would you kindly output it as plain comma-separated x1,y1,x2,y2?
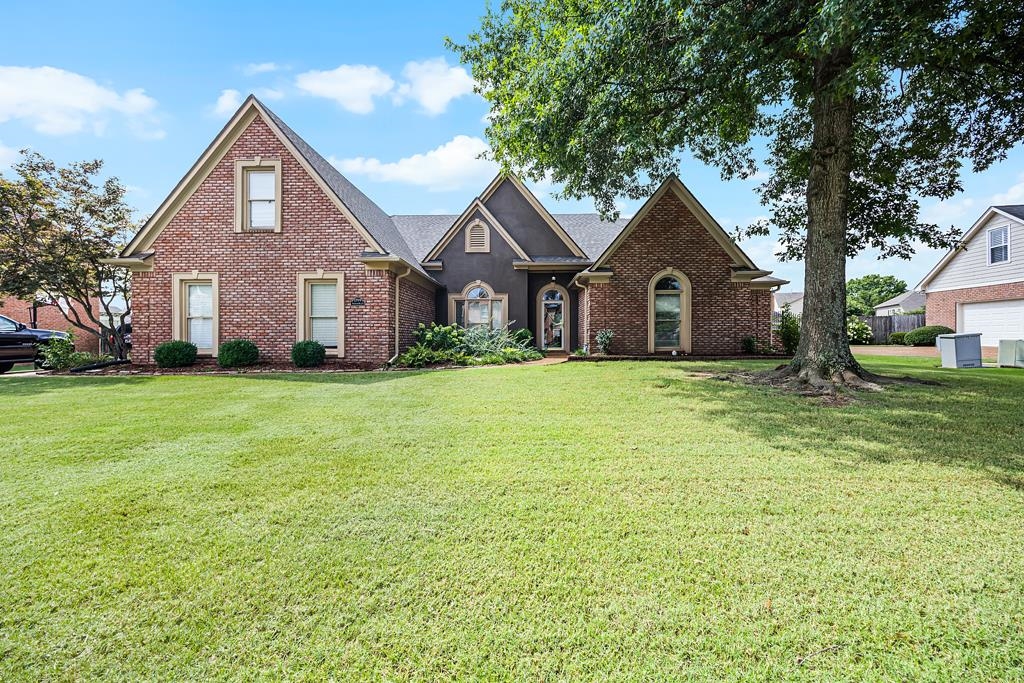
0,315,69,372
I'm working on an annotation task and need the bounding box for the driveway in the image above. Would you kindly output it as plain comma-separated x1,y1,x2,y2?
854,344,999,360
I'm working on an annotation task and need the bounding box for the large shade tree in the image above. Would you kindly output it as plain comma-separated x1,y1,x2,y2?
451,0,1024,389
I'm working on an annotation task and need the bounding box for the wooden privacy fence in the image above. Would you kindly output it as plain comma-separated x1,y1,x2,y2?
857,313,926,342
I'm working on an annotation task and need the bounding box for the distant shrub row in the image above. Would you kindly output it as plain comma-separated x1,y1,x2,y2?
153,339,331,369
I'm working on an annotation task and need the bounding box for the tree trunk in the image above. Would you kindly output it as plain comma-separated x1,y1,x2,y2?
787,49,874,390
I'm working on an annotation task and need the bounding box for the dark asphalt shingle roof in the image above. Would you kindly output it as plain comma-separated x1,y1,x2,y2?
260,100,431,278
994,205,1024,221
391,213,631,262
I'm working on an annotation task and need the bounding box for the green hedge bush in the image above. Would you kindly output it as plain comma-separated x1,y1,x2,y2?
291,340,326,367
904,325,954,346
887,331,907,345
154,340,198,368
777,303,800,355
217,339,259,368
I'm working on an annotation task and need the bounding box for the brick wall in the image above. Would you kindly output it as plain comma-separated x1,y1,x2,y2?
581,190,773,355
1,295,100,353
398,279,435,354
926,281,1024,329
132,116,405,367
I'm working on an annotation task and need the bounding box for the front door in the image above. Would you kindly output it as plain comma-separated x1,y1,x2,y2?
538,286,567,351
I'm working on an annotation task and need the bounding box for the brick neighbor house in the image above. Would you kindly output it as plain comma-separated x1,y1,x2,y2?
0,295,103,353
918,205,1024,348
108,96,787,367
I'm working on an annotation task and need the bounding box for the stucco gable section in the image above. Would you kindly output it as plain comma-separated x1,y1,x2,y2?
479,175,587,258
423,199,529,262
588,175,760,273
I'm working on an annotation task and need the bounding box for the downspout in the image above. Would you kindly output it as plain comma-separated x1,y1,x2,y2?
388,265,412,365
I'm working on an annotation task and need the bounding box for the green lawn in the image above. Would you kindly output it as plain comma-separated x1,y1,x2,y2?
2,358,1023,680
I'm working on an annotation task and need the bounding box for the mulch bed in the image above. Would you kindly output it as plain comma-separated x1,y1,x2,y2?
43,361,377,376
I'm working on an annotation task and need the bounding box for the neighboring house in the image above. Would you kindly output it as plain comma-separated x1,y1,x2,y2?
918,205,1024,347
108,96,787,366
773,292,804,315
0,295,101,352
873,290,926,316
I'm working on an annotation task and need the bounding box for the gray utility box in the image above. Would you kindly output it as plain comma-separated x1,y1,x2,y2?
936,333,983,368
997,339,1024,368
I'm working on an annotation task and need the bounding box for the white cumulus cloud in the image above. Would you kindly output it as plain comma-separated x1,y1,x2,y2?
394,58,476,115
295,65,394,114
212,89,243,117
0,66,162,138
991,173,1024,204
244,62,280,76
255,87,284,101
331,135,496,192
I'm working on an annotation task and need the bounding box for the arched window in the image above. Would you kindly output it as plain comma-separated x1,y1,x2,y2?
449,281,506,329
536,284,569,351
648,269,691,353
465,220,490,253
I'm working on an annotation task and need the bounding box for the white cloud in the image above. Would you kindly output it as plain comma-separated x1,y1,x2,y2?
991,173,1024,204
212,89,242,117
919,196,975,226
295,65,394,114
394,58,476,115
331,135,496,191
0,141,19,170
243,62,280,76
255,87,284,101
0,66,162,138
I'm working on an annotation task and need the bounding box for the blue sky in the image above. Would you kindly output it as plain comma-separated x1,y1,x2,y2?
2,0,1022,292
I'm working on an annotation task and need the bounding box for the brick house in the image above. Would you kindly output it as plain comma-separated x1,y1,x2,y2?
0,295,103,353
109,96,786,367
918,205,1024,347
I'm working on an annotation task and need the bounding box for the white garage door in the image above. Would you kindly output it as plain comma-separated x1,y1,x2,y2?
960,299,1024,347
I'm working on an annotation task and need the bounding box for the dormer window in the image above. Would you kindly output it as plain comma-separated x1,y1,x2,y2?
465,220,490,253
989,226,1009,264
235,158,282,232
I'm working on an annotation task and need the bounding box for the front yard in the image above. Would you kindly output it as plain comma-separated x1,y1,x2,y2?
2,357,1023,680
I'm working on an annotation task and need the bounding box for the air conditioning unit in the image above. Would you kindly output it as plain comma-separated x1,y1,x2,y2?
997,339,1024,368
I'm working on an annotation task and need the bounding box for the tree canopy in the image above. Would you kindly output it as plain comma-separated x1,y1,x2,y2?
0,152,136,358
451,0,1024,388
846,275,907,316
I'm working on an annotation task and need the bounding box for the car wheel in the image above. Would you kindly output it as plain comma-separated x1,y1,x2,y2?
0,362,14,374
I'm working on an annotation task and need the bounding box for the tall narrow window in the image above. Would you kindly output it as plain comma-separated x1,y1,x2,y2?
307,281,339,349
173,273,219,355
187,283,214,350
648,269,690,353
247,170,276,229
989,226,1009,264
235,159,282,232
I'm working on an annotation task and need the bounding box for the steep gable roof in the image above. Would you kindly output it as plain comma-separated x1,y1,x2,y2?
874,290,925,310
118,95,432,280
589,175,760,271
553,214,630,260
420,199,530,261
479,175,588,258
917,204,1024,289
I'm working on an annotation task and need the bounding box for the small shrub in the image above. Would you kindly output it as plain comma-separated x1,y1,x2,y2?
595,329,614,354
414,323,465,351
904,325,954,346
741,336,758,354
40,335,78,370
217,339,259,368
777,303,800,355
572,347,588,357
154,340,198,368
847,317,874,345
887,331,907,345
291,340,326,368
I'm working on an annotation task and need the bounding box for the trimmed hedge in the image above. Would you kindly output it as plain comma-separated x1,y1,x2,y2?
291,340,326,368
887,331,907,345
154,340,198,368
904,325,954,346
217,339,259,368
